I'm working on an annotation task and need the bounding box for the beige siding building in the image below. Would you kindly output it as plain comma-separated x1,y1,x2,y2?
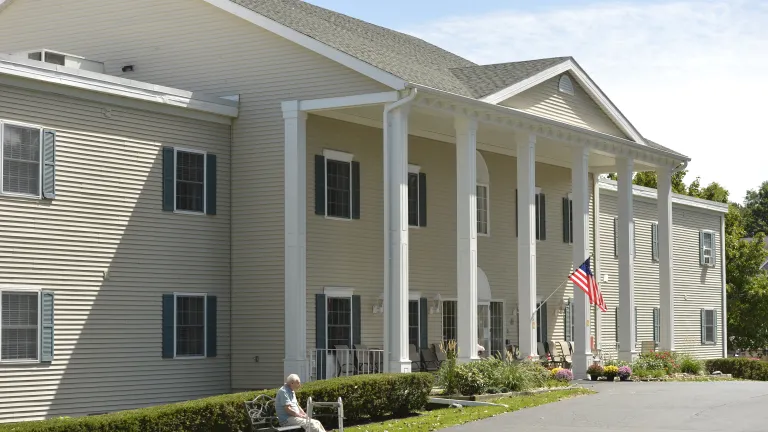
0,0,728,424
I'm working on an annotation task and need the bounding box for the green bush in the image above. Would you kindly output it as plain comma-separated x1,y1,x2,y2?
0,373,434,432
679,356,703,375
447,358,553,395
633,351,679,375
705,358,768,380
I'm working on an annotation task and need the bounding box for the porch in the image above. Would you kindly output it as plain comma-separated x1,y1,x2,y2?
283,83,687,381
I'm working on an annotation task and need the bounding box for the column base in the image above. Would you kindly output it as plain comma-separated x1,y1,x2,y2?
571,352,591,380
284,358,309,383
618,350,638,363
388,360,412,373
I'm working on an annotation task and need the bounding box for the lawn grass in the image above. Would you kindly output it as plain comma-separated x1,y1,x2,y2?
345,387,593,432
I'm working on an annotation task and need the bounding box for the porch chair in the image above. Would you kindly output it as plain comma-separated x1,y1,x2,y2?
333,345,356,377
537,342,550,366
548,340,566,367
420,348,441,371
353,343,373,374
432,343,448,364
409,344,422,371
554,341,571,368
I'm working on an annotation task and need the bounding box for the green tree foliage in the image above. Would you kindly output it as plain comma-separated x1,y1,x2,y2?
743,181,768,237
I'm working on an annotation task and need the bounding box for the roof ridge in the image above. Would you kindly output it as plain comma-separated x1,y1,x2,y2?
450,56,572,71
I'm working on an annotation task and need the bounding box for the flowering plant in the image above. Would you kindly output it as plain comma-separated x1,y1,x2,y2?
555,369,574,382
618,365,632,379
603,365,619,379
550,367,562,378
587,364,603,377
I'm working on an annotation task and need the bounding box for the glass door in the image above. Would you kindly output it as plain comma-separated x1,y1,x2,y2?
477,304,490,357
490,302,504,359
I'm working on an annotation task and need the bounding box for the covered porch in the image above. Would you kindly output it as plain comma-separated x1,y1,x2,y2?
282,83,687,381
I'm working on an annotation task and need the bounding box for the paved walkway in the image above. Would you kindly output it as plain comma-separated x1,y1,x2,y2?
443,381,768,432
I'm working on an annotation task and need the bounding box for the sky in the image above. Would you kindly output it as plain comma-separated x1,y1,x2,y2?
308,0,768,203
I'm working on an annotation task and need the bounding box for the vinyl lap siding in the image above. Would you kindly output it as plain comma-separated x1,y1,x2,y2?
597,190,724,360
0,0,389,390
0,85,231,422
499,74,629,140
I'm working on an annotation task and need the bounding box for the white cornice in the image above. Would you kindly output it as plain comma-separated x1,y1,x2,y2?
597,178,728,213
0,54,239,119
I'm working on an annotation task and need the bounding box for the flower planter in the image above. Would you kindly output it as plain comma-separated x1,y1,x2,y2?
590,375,599,381
619,376,629,382
604,376,615,382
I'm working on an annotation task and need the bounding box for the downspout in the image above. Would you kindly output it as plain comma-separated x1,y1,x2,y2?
720,213,727,357
382,88,418,373
671,160,688,174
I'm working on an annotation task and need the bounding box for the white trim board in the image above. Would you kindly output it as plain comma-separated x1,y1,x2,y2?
202,0,406,91
597,178,728,213
479,59,645,145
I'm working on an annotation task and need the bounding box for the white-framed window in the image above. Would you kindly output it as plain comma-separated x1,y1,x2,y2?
327,293,353,348
476,151,490,236
174,148,207,213
174,293,207,358
324,149,354,220
489,301,504,358
442,300,458,343
700,230,716,267
408,299,420,348
1,289,40,362
701,308,717,345
1,121,43,198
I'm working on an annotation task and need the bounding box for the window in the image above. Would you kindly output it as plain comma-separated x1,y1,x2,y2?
613,217,636,258
477,184,489,235
175,149,206,213
516,188,546,240
653,307,660,347
326,159,351,219
651,223,659,261
558,74,575,95
315,150,359,220
327,297,352,348
490,302,504,358
408,300,420,348
700,230,716,267
1,291,39,361
2,123,41,197
701,309,717,345
442,300,457,343
175,294,206,357
408,165,427,227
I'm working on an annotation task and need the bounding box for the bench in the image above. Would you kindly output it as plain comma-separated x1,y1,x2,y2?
244,394,302,432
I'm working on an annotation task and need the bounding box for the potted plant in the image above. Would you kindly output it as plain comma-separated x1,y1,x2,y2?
603,365,619,381
587,364,603,381
618,365,632,381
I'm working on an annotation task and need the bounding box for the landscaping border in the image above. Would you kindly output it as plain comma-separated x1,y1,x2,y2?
443,384,581,401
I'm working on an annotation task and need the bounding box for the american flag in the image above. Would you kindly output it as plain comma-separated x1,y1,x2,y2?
568,258,607,312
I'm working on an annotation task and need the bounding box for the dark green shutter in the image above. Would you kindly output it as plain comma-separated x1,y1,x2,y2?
316,294,327,379
419,298,428,350
162,147,175,212
700,309,706,344
41,291,55,362
564,299,571,341
162,294,175,358
569,200,573,243
540,302,548,342
653,307,660,344
711,233,717,266
42,130,56,199
614,218,619,258
713,309,718,344
418,173,427,227
352,295,361,345
634,306,638,346
515,189,518,237
699,231,705,266
315,155,326,215
206,296,217,357
539,193,547,241
615,307,620,344
206,154,217,215
351,161,361,219
652,223,659,261
562,197,570,243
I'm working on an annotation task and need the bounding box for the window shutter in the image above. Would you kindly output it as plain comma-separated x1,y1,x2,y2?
515,189,518,237
540,302,548,342
713,309,718,344
539,193,547,241
206,296,217,357
351,161,361,219
418,173,427,227
615,307,619,344
652,223,659,261
315,155,326,215
699,231,705,266
42,130,56,199
711,233,717,266
352,295,361,346
653,307,660,343
419,298,428,350
41,291,55,362
564,299,571,341
562,197,570,243
162,147,175,212
316,294,327,379
162,294,175,358
700,309,706,344
614,218,619,258
634,306,638,346
206,154,217,215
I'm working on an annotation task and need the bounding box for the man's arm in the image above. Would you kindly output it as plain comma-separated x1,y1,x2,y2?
285,404,306,418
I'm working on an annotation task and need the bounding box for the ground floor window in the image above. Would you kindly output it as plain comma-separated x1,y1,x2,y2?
175,294,206,357
701,309,717,345
327,297,352,348
490,301,504,358
408,300,419,348
1,291,39,361
442,300,457,343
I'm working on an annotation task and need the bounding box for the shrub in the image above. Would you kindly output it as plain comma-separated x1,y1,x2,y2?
0,373,434,432
679,356,703,375
603,365,619,379
634,351,679,375
618,365,632,379
587,364,603,378
436,340,459,395
554,369,574,382
705,358,768,380
634,367,649,379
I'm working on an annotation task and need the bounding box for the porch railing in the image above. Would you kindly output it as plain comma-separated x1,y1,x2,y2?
307,348,385,382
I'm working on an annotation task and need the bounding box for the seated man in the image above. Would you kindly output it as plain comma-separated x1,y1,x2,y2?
275,374,326,432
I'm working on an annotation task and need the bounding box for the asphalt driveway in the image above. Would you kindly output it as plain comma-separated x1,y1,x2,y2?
443,381,768,432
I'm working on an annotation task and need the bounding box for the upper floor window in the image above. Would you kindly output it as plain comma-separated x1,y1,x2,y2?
175,149,206,213
408,165,427,227
700,230,716,267
314,150,359,220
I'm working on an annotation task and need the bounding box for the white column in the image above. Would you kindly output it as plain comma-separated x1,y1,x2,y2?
571,146,591,378
282,101,308,380
593,174,602,353
617,157,637,362
657,166,675,351
517,134,537,360
384,105,411,373
455,116,479,363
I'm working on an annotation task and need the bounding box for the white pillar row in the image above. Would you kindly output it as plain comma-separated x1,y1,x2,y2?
617,157,637,362
383,104,412,373
455,116,479,363
517,134,538,360
571,146,591,378
282,101,308,380
657,166,675,351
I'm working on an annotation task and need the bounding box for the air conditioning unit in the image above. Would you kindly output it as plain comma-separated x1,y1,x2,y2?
13,49,105,74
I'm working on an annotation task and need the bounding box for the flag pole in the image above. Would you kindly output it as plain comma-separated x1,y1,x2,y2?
529,256,595,322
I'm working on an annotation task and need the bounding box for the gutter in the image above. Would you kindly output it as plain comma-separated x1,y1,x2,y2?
671,160,688,174
381,88,418,373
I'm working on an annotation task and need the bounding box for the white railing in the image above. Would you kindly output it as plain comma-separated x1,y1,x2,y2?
307,348,385,382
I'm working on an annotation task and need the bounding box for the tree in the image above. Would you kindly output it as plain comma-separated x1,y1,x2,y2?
743,181,768,237
607,169,689,195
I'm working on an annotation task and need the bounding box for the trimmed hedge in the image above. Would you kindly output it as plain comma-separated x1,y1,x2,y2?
0,373,434,432
705,358,768,380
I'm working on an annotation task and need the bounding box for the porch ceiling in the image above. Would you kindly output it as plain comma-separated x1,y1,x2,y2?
312,103,657,173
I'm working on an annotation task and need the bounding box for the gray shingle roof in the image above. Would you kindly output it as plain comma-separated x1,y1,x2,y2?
449,57,571,99
643,138,689,159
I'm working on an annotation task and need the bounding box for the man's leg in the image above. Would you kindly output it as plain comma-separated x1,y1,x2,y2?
284,417,326,432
